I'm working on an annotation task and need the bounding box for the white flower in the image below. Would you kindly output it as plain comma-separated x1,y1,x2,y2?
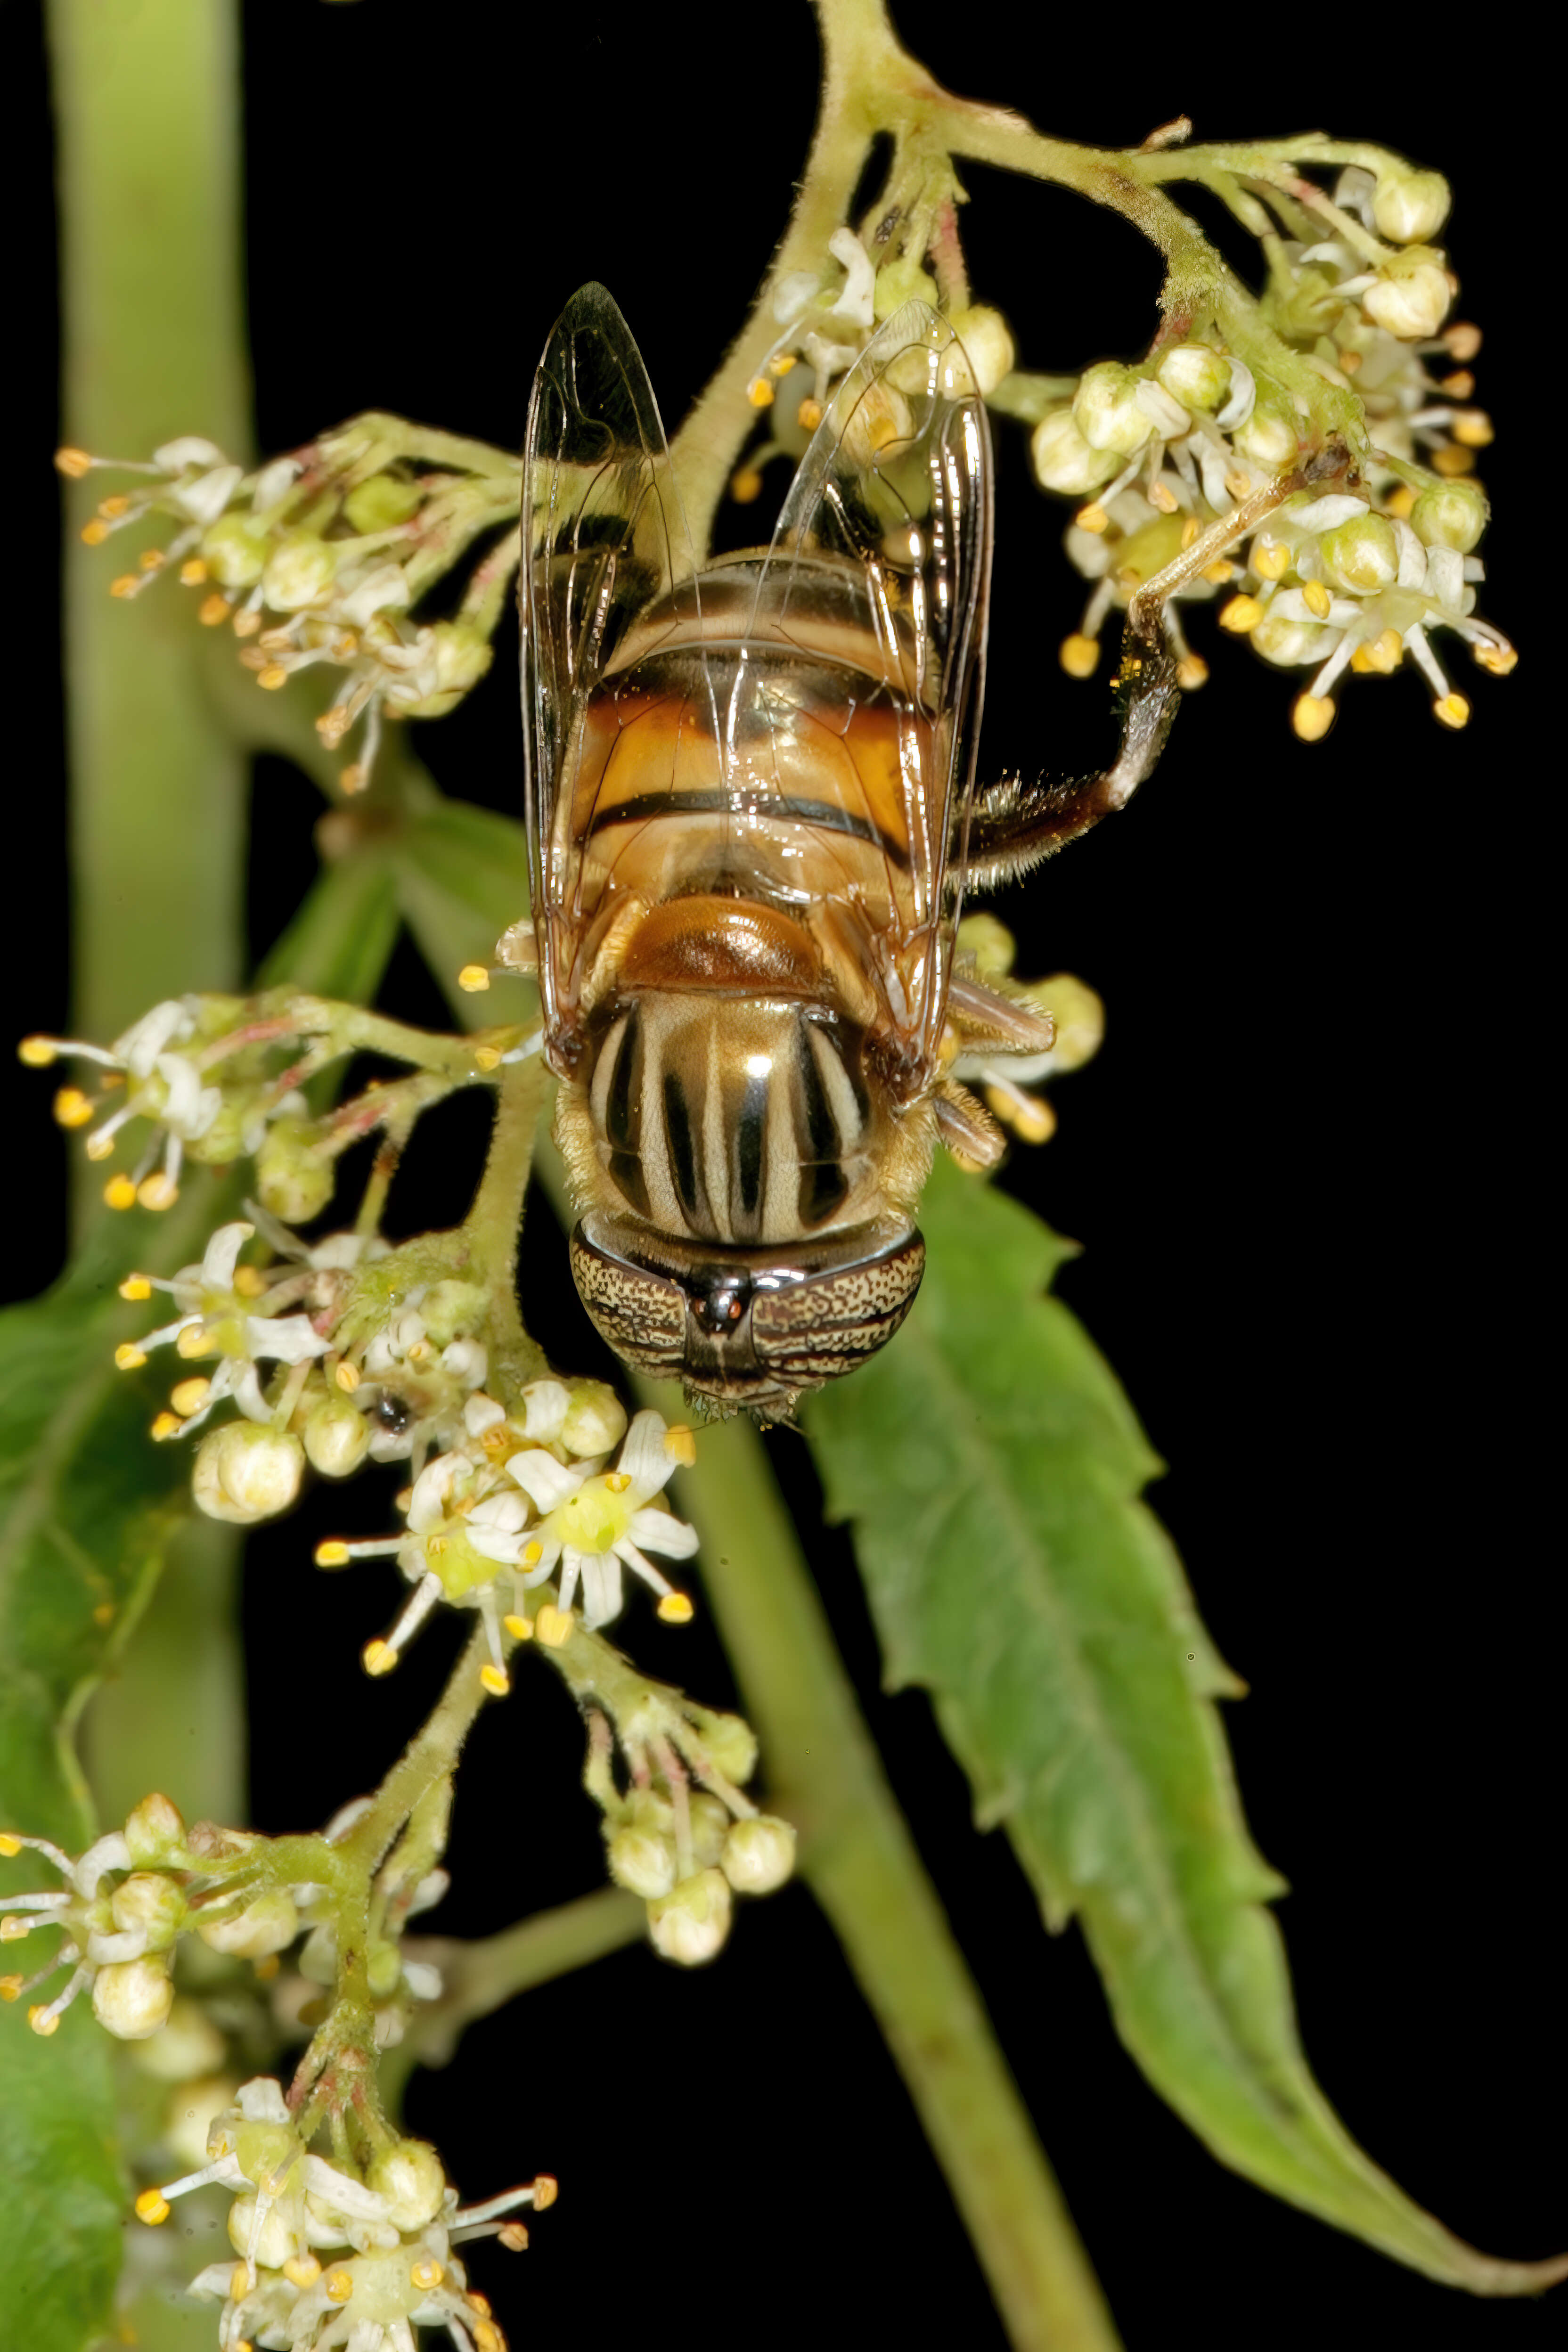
504,1410,699,1630
115,1221,329,1438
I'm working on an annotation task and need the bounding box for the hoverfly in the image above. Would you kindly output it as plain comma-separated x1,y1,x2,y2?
507,284,1179,1419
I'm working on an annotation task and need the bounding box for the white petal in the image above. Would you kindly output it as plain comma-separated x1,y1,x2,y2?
1423,545,1463,612
251,456,302,512
1133,379,1189,438
614,1539,672,1599
247,1312,329,1364
518,1534,560,1588
464,1392,506,1437
154,436,229,474
401,1959,443,2001
236,2075,291,2122
337,563,410,627
302,2153,390,2217
826,227,874,328
1216,357,1256,432
173,463,244,524
115,998,193,1078
407,1454,460,1534
199,1222,256,1290
1288,493,1368,534
579,1549,622,1630
626,1506,700,1560
469,1491,528,1536
72,1831,131,1894
556,1550,583,1613
504,1449,583,1511
1393,518,1427,589
615,1410,673,1502
187,2260,241,2300
520,1379,569,1443
231,1362,271,1423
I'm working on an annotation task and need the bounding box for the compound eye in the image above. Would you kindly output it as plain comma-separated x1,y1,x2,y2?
570,1223,686,1376
752,1229,925,1388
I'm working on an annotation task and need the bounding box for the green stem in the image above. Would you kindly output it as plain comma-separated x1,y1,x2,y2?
462,1058,551,1391
339,1625,495,1882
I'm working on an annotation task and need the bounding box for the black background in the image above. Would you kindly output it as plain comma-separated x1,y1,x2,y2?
1,5,1558,2347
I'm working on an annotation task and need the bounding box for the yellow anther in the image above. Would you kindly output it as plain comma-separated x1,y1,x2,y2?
1179,516,1201,551
176,1323,210,1358
18,1035,60,1066
339,763,368,795
1431,442,1475,478
1218,595,1263,635
498,2221,529,2252
534,1604,573,1649
1474,641,1517,677
474,1045,502,1071
283,2256,322,2288
467,2295,494,2319
27,2004,61,2036
1336,348,1362,375
362,1639,398,1677
1074,503,1108,534
315,1541,351,1568
797,397,824,433
1301,580,1332,621
114,1342,148,1371
0,1833,19,1854
395,1486,413,1511
605,1471,631,1494
768,350,797,376
0,1974,24,2000
53,1086,94,1127
522,1540,543,1567
170,1377,211,1417
1291,693,1334,743
198,592,231,626
457,964,491,993
410,2258,445,2291
110,575,140,599
1058,633,1099,680
1251,539,1289,581
93,1601,114,1625
118,1274,152,1300
531,2174,558,2211
230,2262,252,2301
180,556,208,585
657,1592,695,1625
324,2268,354,2304
1223,467,1253,503
231,1265,265,1298
426,1534,449,1557
1433,692,1470,731
135,2189,172,2224
332,629,358,657
479,1664,511,1697
729,466,763,505
232,607,263,638
150,1412,184,1441
1200,560,1235,585
1147,479,1178,515
747,377,776,409
83,1129,117,1161
1174,653,1209,692
81,518,110,545
254,1953,280,1980
503,1612,534,1641
1451,411,1494,449
256,662,289,691
474,2322,504,2352
55,446,93,478
662,1423,696,1467
335,1359,361,1393
98,494,131,519
139,548,165,572
1364,628,1404,674
104,1173,138,1209
0,1915,29,1939
1439,369,1475,400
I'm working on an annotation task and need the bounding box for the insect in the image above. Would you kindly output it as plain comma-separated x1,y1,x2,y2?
508,284,1179,1419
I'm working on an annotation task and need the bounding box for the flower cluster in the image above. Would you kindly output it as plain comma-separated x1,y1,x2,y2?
1030,167,1511,737
137,2076,551,2352
318,1398,700,1693
949,914,1104,1148
57,422,519,796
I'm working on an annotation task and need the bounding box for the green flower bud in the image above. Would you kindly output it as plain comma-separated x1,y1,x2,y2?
1030,410,1121,497
1361,253,1450,340
872,256,939,320
366,1938,403,1998
1071,362,1152,457
1250,613,1330,667
92,1954,173,2041
199,511,271,589
394,621,495,720
1155,342,1230,413
955,912,1016,979
110,1871,187,1952
721,1813,797,1895
415,1279,488,1349
607,1821,678,1899
234,2119,301,2189
946,305,1015,397
368,2139,447,2232
1410,479,1487,553
1027,973,1104,1072
133,1993,226,2082
193,1425,305,1526
303,1390,371,1479
1112,513,1186,585
693,1711,759,1787
562,1379,628,1458
262,531,337,612
197,1888,299,1959
163,2072,238,2171
647,1867,733,1966
1372,168,1450,245
255,1117,335,1225
227,2192,294,2271
1319,512,1399,593
343,474,425,534
124,1792,187,1870
1231,389,1299,472
687,1792,732,1870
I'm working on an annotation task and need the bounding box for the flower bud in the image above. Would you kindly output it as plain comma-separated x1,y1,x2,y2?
1372,168,1450,245
194,1425,305,1525
561,1380,628,1458
1319,512,1399,593
1030,410,1121,497
1231,393,1299,472
1028,973,1104,1072
842,383,914,472
261,531,337,612
1362,256,1450,341
695,1711,759,1787
133,1994,227,2082
199,512,271,589
254,1119,335,1225
124,1792,187,1870
416,1280,488,1348
872,256,939,320
688,1792,732,1869
367,1938,403,1998
343,474,424,534
1409,479,1487,554
1250,613,1329,668
197,1889,299,1959
164,2073,238,2170
647,1868,733,1966
227,2192,295,2271
721,1814,797,1895
607,1822,678,1899
92,1954,174,2041
111,1871,187,1952
368,2138,447,2232
396,621,495,719
1155,342,1230,413
946,305,1014,397
303,1391,371,1480
1070,362,1152,457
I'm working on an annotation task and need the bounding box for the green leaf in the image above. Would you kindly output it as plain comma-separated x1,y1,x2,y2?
394,801,531,1015
803,1154,1568,2296
0,851,405,2352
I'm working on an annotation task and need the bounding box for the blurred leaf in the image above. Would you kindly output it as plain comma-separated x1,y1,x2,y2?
395,801,531,1005
804,1153,1567,2295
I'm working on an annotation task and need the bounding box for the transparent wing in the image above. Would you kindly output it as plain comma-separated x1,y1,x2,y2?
745,302,992,1084
520,283,704,1062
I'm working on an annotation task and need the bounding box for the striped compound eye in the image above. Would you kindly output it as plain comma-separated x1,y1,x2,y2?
569,1218,925,1413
